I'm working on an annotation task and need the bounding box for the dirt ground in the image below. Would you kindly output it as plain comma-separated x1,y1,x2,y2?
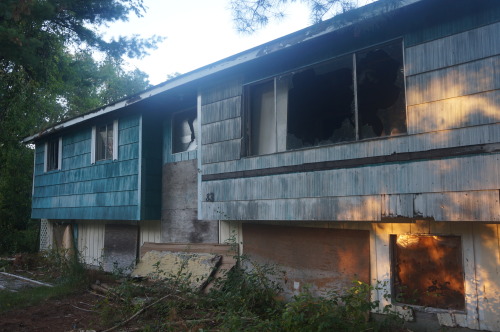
0,291,106,332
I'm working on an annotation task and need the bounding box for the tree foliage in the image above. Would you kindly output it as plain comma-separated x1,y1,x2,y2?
230,0,358,33
0,0,158,254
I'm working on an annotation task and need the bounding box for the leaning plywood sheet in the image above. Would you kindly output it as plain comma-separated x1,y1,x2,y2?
132,250,221,289
140,242,238,291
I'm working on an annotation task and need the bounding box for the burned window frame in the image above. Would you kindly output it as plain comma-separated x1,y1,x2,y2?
171,107,198,154
44,137,62,172
390,234,466,311
244,39,407,155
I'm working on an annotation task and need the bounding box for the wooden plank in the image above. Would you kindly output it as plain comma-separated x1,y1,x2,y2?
406,56,500,106
201,96,241,125
406,22,500,76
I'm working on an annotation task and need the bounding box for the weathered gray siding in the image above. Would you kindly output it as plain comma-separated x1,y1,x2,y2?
200,19,500,222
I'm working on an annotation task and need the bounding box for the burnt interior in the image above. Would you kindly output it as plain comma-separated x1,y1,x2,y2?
356,43,406,139
391,235,465,310
172,108,197,154
286,41,406,150
287,55,355,149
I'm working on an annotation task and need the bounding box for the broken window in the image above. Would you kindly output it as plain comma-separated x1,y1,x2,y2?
172,108,197,154
287,55,355,149
246,40,406,153
391,235,465,310
356,43,406,139
45,137,61,171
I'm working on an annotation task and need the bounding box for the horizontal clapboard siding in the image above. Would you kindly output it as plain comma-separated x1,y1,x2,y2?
406,55,500,106
203,154,500,201
201,96,241,125
202,123,500,175
200,77,243,165
405,22,500,75
202,117,241,145
203,190,500,222
32,114,141,220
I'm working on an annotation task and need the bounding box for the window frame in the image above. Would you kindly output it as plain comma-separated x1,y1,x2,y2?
244,39,407,155
171,107,198,155
44,137,62,172
91,119,118,163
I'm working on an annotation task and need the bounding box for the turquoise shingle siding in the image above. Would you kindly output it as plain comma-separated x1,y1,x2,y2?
140,112,162,220
32,114,142,220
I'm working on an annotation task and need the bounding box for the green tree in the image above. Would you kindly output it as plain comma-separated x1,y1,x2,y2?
0,0,158,254
230,0,358,33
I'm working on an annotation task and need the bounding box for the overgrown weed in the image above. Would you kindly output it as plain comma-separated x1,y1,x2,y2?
0,249,90,313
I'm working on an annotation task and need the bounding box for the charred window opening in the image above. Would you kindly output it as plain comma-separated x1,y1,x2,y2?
246,41,406,154
172,108,197,154
391,235,465,310
287,55,355,149
357,43,406,139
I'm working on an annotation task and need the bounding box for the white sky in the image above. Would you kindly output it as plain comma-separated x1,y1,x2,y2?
104,0,375,85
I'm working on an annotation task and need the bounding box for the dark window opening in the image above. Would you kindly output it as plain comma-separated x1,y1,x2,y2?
357,43,406,139
46,139,59,171
172,108,197,154
287,55,355,149
96,123,113,161
391,235,465,310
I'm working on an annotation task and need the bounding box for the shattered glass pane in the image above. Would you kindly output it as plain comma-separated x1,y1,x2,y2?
287,54,355,149
356,43,407,139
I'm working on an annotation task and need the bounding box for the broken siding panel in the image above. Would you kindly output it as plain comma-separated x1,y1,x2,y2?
202,139,241,164
413,191,500,221
201,96,241,125
405,22,500,76
406,55,500,106
201,117,241,145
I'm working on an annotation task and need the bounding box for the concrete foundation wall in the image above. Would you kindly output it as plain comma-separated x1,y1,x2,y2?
162,159,217,243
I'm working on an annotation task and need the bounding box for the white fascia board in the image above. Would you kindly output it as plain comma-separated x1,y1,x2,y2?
22,0,423,144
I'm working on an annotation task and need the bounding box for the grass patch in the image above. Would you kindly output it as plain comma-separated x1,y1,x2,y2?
0,250,90,313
